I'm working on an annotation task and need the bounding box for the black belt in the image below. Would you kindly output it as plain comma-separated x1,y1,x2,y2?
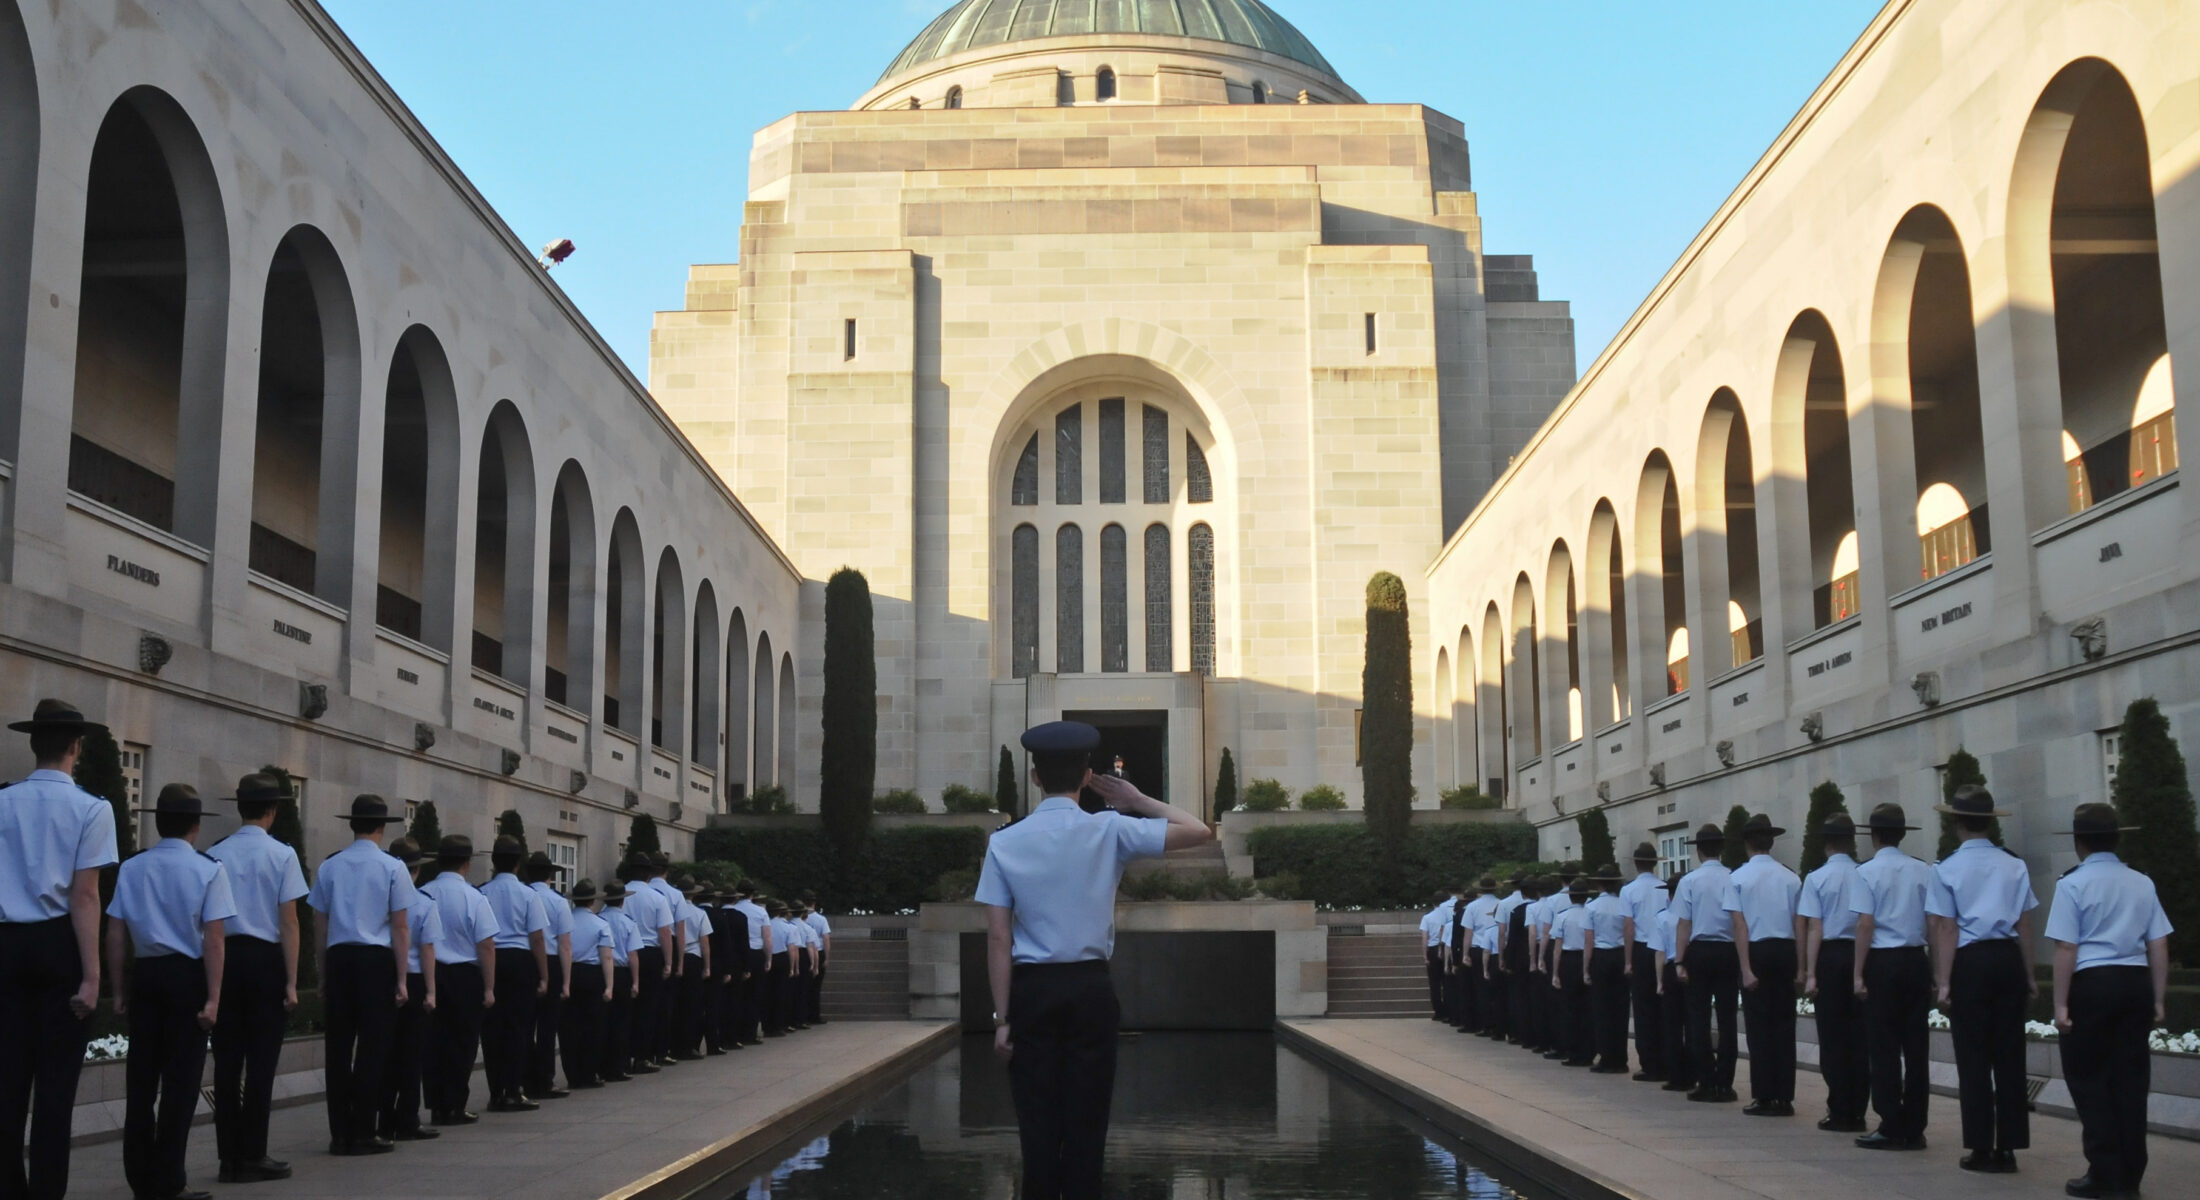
1012,959,1109,977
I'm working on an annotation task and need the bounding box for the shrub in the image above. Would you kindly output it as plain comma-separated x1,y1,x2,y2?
1937,747,1998,859
670,858,774,902
1118,870,1257,902
942,784,995,814
1361,572,1413,849
873,789,927,814
1720,805,1750,869
496,809,529,856
1439,785,1499,811
2114,698,2200,965
1299,784,1347,811
74,726,133,857
1214,747,1238,815
1256,872,1302,900
1800,780,1849,875
1575,808,1615,872
820,567,877,854
694,824,987,912
627,812,662,857
1245,822,1539,909
745,784,794,815
927,867,979,903
996,746,1021,818
406,799,444,854
1240,778,1291,812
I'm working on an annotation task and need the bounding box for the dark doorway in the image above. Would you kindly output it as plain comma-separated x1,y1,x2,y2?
1065,708,1168,804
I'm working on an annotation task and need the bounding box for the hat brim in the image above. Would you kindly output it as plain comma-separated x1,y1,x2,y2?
133,805,212,816
2054,824,2142,835
1933,803,2013,818
1748,825,1788,838
333,813,408,824
9,716,110,735
1867,822,1923,832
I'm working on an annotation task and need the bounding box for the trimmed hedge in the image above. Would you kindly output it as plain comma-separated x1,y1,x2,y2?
1246,822,1538,910
694,824,987,912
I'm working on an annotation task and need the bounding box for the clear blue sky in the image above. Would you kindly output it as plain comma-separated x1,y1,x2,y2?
318,0,1886,381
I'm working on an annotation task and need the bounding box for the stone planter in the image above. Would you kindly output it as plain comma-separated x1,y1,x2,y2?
705,811,1005,833
1217,807,1518,876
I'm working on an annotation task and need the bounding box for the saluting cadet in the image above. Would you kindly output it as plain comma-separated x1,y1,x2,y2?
620,855,675,1072
1421,890,1456,1020
377,838,440,1146
106,784,237,1200
561,880,615,1089
1550,876,1594,1066
801,893,832,1026
1673,822,1739,1103
524,853,572,1102
1585,863,1632,1074
305,794,414,1157
977,720,1209,1200
1850,803,1933,1151
2046,803,2172,1200
1652,874,1695,1094
1799,811,1869,1132
732,881,770,1047
419,836,498,1126
205,773,309,1184
0,699,119,1200
1620,844,1668,1082
597,882,640,1082
673,878,713,1056
1928,785,2038,1174
1724,813,1802,1117
478,837,547,1113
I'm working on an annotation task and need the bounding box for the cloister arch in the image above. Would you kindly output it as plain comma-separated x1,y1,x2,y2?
650,546,688,754
691,581,722,769
1508,573,1541,765
1693,391,1761,675
0,5,36,461
1478,603,1505,797
376,326,460,650
752,631,776,785
778,653,797,792
1583,500,1629,727
472,400,537,684
545,461,597,713
1434,647,1454,785
1543,540,1581,746
1771,310,1860,630
1873,205,1990,586
725,609,751,798
1452,626,1476,791
1634,452,1689,695
604,508,645,734
69,87,229,545
250,225,360,603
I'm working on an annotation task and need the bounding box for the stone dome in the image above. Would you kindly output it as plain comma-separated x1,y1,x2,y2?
880,0,1340,86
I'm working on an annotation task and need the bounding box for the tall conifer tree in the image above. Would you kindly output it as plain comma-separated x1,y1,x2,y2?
2111,698,2200,964
1800,780,1848,875
1576,808,1616,872
820,567,878,854
1361,573,1413,854
996,746,1020,819
1721,804,1751,869
1936,747,1998,859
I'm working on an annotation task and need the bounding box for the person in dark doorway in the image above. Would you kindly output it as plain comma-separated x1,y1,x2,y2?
206,772,309,1183
1850,803,1934,1151
1620,843,1668,1082
1725,813,1802,1116
979,720,1212,1200
1106,754,1126,779
1928,785,2038,1173
1800,811,1870,1133
1673,822,1739,1103
307,795,414,1157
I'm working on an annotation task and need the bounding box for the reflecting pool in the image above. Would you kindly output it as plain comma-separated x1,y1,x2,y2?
715,1032,1551,1199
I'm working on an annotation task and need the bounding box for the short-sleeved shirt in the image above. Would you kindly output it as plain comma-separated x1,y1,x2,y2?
1463,894,1501,945
1673,861,1733,945
1851,846,1933,948
404,893,443,975
601,906,638,967
1420,900,1456,948
1927,839,2039,946
1525,895,1554,940
1551,904,1589,953
419,872,498,965
734,899,768,950
1620,872,1666,945
646,878,684,947
624,883,673,949
1651,907,1680,958
2046,852,2175,971
974,795,1169,964
1798,853,1861,941
769,917,799,954
1722,855,1801,942
1586,893,1629,949
569,906,613,967
205,824,309,944
1493,891,1527,934
804,911,831,947
307,839,417,948
680,901,713,958
1473,916,1500,955
108,838,237,958
0,770,120,922
531,881,574,949
481,873,547,952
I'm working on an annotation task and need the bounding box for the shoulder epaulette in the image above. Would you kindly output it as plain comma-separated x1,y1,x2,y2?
2059,863,2082,879
2000,846,2022,859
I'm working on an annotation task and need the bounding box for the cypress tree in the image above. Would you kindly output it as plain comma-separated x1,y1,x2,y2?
627,811,661,858
1214,747,1239,816
819,567,877,855
2111,698,2200,964
407,800,444,854
995,746,1020,819
496,808,529,856
1361,572,1414,853
1720,804,1751,870
259,765,304,851
1936,747,1998,859
1575,807,1616,873
1799,780,1848,875
74,726,134,857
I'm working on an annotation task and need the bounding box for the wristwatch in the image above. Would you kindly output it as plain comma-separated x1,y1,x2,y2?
992,1010,1008,1028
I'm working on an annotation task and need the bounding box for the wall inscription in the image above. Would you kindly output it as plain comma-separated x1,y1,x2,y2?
472,696,515,721
396,668,420,685
546,725,579,744
1731,691,1749,707
106,555,159,587
1919,601,1972,633
272,619,311,645
1805,651,1853,679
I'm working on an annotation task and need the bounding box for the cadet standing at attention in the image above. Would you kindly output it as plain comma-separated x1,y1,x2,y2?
620,854,675,1072
1673,823,1739,1103
1420,889,1456,1020
732,881,770,1047
0,699,119,1200
1548,876,1593,1066
479,836,547,1114
642,854,686,1066
1495,873,1532,1044
1652,874,1695,1094
106,783,236,1200
1799,811,1869,1133
206,772,310,1184
525,853,572,1101
306,795,414,1157
2047,802,2172,1200
1585,863,1632,1073
1621,844,1668,1082
1725,813,1802,1117
801,893,832,1026
597,881,640,1082
377,838,439,1146
561,880,614,1090
978,721,1212,1200
1928,785,2038,1174
1850,803,1934,1152
1461,876,1500,1035
419,836,497,1126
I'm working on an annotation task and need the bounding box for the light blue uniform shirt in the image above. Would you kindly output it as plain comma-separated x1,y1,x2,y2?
1473,916,1500,955
481,873,547,952
1551,904,1589,952
734,899,768,950
306,839,417,948
804,911,831,947
647,879,684,948
625,883,673,949
404,893,442,976
531,882,573,948
1620,871,1666,946
569,906,612,966
1926,839,2039,945
1851,845,1934,948
0,770,120,922
1673,860,1733,944
419,872,498,965
973,795,1168,964
681,901,712,959
1420,899,1455,948
207,825,309,943
1586,893,1629,949
2046,852,2175,971
601,906,638,967
107,838,238,958
1722,855,1801,942
1651,907,1680,958
1525,895,1554,940
768,917,799,955
1798,853,1861,941
1463,894,1500,946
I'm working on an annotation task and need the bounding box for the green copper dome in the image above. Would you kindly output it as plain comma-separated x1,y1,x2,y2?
879,0,1339,85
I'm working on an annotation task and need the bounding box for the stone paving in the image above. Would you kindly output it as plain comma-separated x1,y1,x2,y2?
1280,1018,2200,1200
64,1022,954,1200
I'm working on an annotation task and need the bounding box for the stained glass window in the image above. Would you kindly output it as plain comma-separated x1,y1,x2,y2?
1144,523,1172,671
1010,434,1039,506
1012,524,1038,678
1099,397,1125,504
1056,524,1084,673
1100,524,1127,672
1187,434,1213,503
1142,405,1170,502
1055,405,1082,505
1189,522,1215,676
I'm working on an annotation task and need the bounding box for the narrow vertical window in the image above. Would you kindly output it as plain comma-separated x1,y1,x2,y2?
1142,405,1170,503
1144,523,1172,671
1099,397,1125,503
1186,434,1213,503
945,86,963,110
1056,524,1084,673
1364,313,1377,355
1252,82,1268,104
1012,524,1039,678
843,318,856,360
1010,434,1039,506
1189,523,1215,676
1100,524,1128,672
1096,67,1116,101
1055,404,1082,504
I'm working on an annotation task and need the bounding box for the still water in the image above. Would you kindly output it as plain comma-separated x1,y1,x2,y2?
715,1032,1552,1199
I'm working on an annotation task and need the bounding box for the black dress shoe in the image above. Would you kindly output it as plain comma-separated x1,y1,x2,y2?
390,1126,439,1141
1743,1099,1779,1116
1632,1071,1666,1082
432,1110,479,1126
488,1095,541,1113
1818,1115,1868,1132
706,1047,728,1056
1994,1149,2018,1172
628,1063,660,1074
225,1156,295,1181
527,1088,570,1101
171,1190,213,1200
571,1079,605,1089
1856,1130,1924,1151
2062,1176,2121,1198
331,1135,394,1156
1962,1150,2009,1173
1660,1080,1695,1092
1591,1064,1629,1074
602,1073,632,1082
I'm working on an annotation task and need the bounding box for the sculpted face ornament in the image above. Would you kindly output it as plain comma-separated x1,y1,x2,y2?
2071,617,2108,662
138,634,173,676
500,748,522,776
1910,671,1941,707
299,683,329,721
414,722,437,752
1648,762,1667,789
1715,739,1736,768
1800,712,1825,743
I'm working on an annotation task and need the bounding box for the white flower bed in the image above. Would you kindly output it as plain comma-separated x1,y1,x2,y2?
1792,996,2196,1054
83,1034,128,1063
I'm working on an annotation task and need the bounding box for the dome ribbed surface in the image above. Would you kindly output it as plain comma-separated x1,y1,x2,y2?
879,0,1337,84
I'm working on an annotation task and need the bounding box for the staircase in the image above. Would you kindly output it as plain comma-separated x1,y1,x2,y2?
1124,840,1230,880
820,931,911,1020
1325,932,1434,1018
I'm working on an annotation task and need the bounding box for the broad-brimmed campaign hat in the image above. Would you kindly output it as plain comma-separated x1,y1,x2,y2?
649,851,671,871
1592,862,1622,884
1631,841,1659,863
136,782,222,817
335,794,407,825
222,772,294,805
1567,876,1593,898
524,851,563,881
490,835,525,859
436,835,485,863
1476,875,1497,892
1020,720,1101,755
9,699,108,736
570,879,600,902
2054,802,2140,836
1690,822,1726,847
602,880,627,900
1935,783,2011,819
1820,811,1858,839
388,836,426,865
1738,813,1786,840
1558,859,1583,877
1866,802,1921,833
